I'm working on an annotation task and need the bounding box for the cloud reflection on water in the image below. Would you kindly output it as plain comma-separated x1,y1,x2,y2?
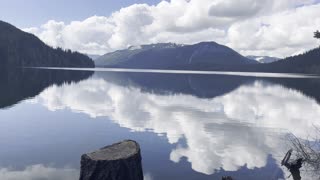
0,164,78,180
34,76,320,175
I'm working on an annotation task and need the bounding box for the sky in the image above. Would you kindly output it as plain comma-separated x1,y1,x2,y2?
1,0,320,57
0,0,162,27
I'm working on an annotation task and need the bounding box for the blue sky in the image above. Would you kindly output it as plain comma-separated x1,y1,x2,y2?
0,0,162,28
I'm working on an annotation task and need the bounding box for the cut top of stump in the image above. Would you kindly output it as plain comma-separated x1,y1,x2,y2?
85,140,140,161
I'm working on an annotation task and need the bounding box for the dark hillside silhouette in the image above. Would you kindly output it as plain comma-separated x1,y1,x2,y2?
267,47,320,74
0,20,94,69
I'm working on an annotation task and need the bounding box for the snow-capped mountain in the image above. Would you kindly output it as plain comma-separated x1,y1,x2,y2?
95,42,257,68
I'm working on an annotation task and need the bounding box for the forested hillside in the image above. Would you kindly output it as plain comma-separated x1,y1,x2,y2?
0,20,94,69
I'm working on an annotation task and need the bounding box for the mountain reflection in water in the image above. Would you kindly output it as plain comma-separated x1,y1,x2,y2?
1,69,320,180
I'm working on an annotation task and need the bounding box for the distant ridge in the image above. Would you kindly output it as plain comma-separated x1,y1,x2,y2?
246,56,280,64
95,42,258,69
0,20,94,69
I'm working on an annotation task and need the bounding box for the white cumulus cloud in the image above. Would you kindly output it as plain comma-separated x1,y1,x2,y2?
23,0,320,57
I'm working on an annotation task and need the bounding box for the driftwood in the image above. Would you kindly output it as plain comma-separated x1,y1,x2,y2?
79,140,143,180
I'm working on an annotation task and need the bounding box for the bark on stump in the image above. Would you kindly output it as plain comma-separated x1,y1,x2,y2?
79,140,143,180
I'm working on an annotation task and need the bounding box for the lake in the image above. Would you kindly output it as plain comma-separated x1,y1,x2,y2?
0,68,319,180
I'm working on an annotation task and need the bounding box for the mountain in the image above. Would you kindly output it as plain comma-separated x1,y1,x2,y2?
246,56,280,63
0,20,94,69
95,42,258,68
265,47,320,74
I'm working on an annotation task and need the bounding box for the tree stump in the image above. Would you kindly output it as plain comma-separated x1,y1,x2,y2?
79,140,143,180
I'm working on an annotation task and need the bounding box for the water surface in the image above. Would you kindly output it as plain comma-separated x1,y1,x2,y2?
1,68,320,180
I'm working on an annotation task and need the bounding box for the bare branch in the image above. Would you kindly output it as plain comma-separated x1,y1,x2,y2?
288,129,320,178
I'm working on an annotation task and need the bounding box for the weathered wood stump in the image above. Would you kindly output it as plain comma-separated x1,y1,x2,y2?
79,140,143,180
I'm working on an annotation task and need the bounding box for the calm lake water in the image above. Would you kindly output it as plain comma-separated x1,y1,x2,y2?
0,68,320,180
